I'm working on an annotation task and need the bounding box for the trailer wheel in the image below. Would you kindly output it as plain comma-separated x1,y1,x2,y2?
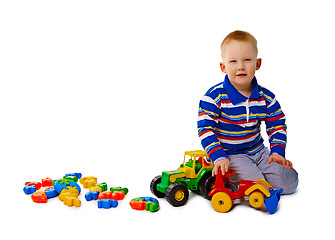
211,192,233,213
249,191,264,208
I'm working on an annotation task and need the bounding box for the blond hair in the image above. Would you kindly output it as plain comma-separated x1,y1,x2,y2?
221,30,258,58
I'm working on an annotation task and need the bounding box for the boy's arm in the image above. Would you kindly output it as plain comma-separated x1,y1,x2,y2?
197,94,229,164
265,93,287,158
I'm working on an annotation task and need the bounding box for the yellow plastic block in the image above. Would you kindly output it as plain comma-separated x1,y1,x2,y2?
79,176,97,188
63,196,81,207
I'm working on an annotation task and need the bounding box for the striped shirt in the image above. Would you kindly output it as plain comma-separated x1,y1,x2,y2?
198,75,287,164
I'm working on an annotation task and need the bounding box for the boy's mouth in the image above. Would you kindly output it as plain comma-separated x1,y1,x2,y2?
236,73,247,77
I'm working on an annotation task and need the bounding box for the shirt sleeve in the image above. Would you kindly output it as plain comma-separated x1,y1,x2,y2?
197,93,229,164
265,94,287,158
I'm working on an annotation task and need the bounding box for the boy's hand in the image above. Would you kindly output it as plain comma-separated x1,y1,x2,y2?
268,153,293,170
212,158,231,176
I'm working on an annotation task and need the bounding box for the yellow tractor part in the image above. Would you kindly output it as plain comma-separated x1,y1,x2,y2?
169,172,186,183
211,192,233,213
245,184,271,198
179,150,214,179
249,191,265,208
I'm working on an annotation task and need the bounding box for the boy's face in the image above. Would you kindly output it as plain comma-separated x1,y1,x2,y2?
220,40,261,91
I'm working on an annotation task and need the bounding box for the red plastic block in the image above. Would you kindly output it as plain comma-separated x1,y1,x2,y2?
129,200,146,210
112,191,125,201
31,191,47,203
98,191,113,200
41,177,53,187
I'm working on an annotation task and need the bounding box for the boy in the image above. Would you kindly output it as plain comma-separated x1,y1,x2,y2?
197,30,298,194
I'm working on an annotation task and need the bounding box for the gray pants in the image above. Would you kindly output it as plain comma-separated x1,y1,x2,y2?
228,147,299,194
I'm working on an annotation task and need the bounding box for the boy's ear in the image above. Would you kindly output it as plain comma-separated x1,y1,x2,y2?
220,62,227,73
256,58,262,70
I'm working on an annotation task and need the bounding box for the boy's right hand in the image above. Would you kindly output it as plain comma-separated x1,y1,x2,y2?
212,158,231,176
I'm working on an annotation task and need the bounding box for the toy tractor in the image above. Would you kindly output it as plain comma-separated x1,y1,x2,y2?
150,150,214,207
209,168,283,214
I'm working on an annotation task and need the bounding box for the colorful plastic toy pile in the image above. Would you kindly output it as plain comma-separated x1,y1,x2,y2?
85,181,129,209
23,173,83,207
23,173,133,210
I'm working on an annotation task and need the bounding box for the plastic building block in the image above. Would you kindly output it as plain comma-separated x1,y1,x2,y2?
79,176,97,188
110,187,128,195
96,182,107,192
31,191,48,203
89,186,102,193
25,182,42,191
130,197,160,212
58,187,81,207
98,191,125,201
41,177,53,187
23,184,36,195
44,187,58,198
63,175,78,182
53,179,81,194
65,173,82,179
64,196,81,207
98,199,118,209
146,201,159,212
111,191,125,201
58,186,79,201
98,191,113,200
85,191,100,201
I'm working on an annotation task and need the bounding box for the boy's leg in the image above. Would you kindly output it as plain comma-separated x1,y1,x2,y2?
256,148,299,194
228,152,265,183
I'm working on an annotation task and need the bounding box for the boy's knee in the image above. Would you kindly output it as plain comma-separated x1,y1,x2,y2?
276,169,299,194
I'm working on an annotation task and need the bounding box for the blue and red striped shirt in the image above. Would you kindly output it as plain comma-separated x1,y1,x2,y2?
198,75,287,164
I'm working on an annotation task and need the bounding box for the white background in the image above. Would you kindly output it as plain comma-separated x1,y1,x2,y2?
1,0,334,239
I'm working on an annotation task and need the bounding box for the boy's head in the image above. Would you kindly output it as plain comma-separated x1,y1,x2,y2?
220,30,262,92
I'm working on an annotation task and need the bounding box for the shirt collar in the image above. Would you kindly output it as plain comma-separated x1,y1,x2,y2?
223,74,259,105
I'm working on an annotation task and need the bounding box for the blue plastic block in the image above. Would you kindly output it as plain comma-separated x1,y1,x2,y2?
65,173,82,179
97,199,118,209
44,187,58,198
23,184,36,195
141,197,159,204
85,191,99,201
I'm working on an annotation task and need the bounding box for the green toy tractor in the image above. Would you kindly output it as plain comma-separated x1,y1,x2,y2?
150,150,215,207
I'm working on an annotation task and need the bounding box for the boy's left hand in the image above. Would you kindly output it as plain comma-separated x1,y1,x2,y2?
268,153,293,170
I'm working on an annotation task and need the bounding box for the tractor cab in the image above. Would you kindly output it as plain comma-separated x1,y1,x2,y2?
178,150,213,178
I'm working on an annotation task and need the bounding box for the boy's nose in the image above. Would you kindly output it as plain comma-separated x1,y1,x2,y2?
238,62,245,70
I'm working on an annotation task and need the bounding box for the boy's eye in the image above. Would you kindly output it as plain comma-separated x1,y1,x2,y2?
230,60,236,63
244,59,251,62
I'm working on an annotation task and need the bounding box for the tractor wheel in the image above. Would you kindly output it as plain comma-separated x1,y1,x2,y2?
211,192,233,213
166,183,189,207
150,175,166,198
249,191,265,208
199,172,215,200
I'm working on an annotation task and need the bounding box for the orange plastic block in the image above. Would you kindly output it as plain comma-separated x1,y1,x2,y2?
31,191,47,203
79,176,97,188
